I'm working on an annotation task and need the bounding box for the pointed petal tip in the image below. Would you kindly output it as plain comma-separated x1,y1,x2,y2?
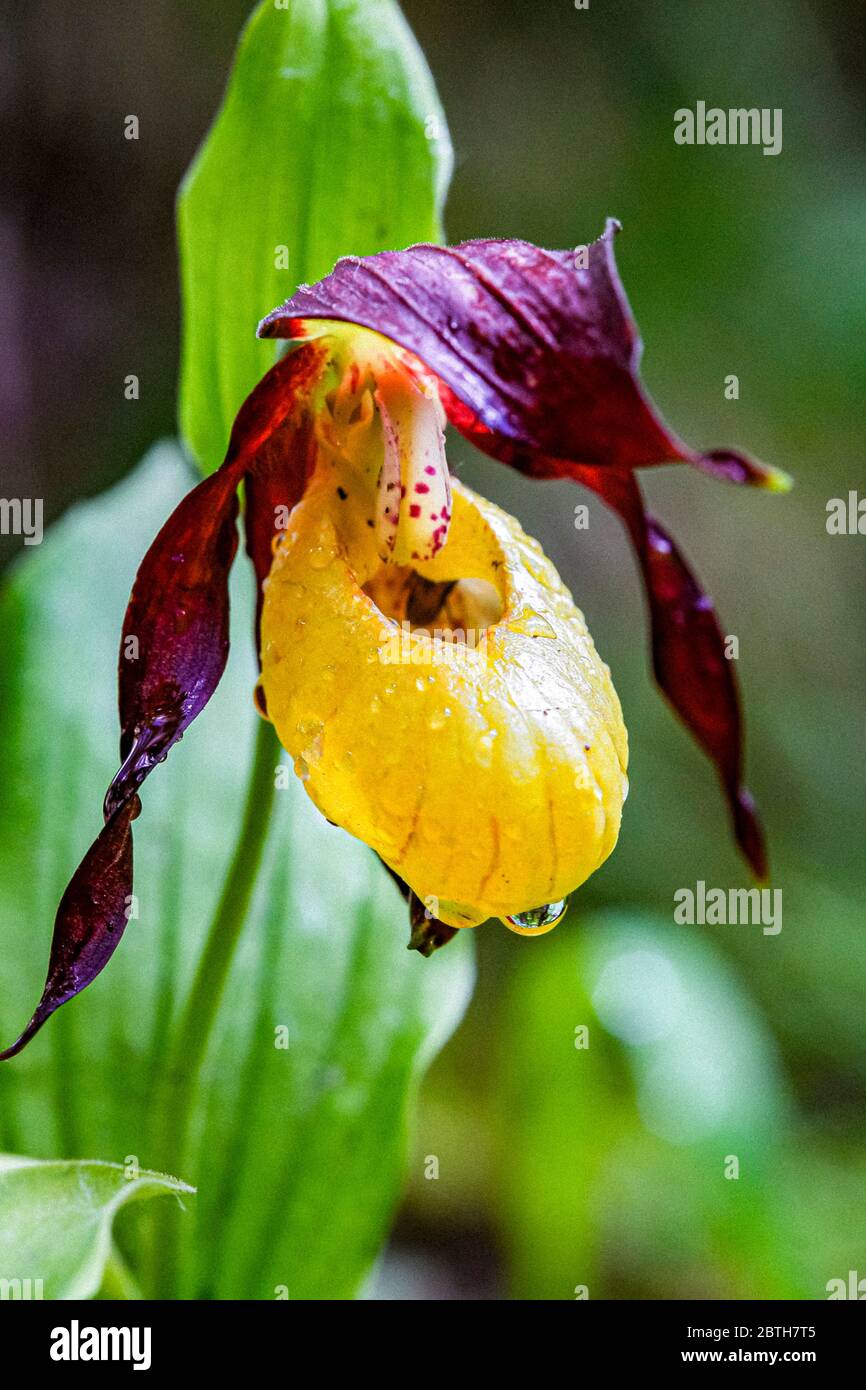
0,802,137,1063
0,1008,51,1062
407,935,435,958
407,923,457,957
761,465,794,494
733,786,769,883
698,447,793,493
407,892,459,956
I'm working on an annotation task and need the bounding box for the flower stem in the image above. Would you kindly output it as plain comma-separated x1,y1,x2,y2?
152,716,278,1296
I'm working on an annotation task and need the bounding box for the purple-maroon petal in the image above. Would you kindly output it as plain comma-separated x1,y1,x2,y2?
105,466,242,816
259,222,786,489
0,800,138,1060
244,412,318,645
572,464,767,880
108,344,325,816
1,344,326,1060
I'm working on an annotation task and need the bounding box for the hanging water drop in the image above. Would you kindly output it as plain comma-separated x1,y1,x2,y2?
502,898,569,936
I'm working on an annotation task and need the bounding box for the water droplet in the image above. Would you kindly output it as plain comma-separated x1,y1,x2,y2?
502,898,569,936
507,608,555,639
294,718,324,766
308,546,331,570
475,728,498,766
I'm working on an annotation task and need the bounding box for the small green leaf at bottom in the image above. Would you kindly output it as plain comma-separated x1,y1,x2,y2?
0,1156,194,1300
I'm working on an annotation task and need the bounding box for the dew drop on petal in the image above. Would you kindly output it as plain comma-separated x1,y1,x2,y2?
308,546,331,570
507,608,556,639
502,898,569,936
474,728,498,767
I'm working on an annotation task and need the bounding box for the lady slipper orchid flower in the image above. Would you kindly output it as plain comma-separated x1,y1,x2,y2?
0,221,787,1059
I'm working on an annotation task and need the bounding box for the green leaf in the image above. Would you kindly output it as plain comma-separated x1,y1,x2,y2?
0,444,474,1298
178,0,451,474
0,1156,193,1300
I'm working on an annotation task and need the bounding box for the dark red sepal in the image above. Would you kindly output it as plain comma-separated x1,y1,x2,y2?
260,222,786,489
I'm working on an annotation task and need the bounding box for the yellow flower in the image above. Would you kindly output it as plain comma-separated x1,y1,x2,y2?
2,224,781,1059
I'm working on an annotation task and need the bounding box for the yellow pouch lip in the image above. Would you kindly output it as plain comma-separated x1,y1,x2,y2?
261,477,628,930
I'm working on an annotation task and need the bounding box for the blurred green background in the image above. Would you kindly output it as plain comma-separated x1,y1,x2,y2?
2,0,864,1298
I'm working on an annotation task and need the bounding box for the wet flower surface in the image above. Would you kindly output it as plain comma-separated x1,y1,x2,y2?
0,221,785,1059
262,462,628,928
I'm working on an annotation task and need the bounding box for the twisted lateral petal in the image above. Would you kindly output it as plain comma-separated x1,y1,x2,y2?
260,221,786,489
106,466,242,815
1,344,325,1060
107,344,325,815
0,801,138,1060
572,464,767,880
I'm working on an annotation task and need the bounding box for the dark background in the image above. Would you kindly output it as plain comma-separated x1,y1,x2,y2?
2,0,865,1299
